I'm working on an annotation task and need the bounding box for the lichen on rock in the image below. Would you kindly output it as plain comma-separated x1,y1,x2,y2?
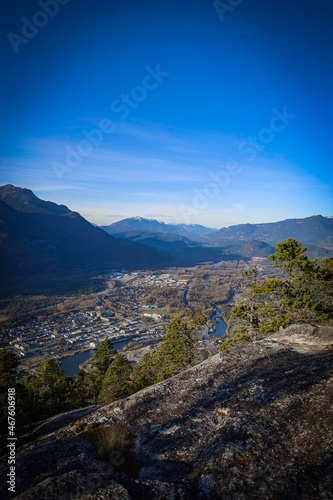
1,324,332,499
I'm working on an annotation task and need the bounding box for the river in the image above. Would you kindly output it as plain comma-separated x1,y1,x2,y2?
211,309,227,337
60,338,135,377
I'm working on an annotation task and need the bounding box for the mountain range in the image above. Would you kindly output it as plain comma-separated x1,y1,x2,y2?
1,185,332,293
101,214,333,260
0,185,171,292
101,217,216,240
203,215,333,247
101,214,333,248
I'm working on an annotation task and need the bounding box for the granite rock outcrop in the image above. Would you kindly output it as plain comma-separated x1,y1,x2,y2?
1,324,332,499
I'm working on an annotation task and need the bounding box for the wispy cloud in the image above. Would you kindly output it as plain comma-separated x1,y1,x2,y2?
28,185,83,192
220,203,245,215
2,120,331,226
132,192,175,198
144,213,173,218
104,214,129,219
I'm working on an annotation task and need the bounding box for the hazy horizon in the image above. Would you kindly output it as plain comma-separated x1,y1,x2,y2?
84,209,333,230
3,182,332,230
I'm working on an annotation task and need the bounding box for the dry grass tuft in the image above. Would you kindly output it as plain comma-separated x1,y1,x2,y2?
78,423,141,477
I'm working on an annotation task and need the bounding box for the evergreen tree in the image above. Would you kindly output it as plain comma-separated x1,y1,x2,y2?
0,350,19,449
70,370,89,408
0,349,33,450
231,239,333,337
0,349,18,388
83,337,117,403
92,337,116,375
23,358,71,419
132,311,207,389
231,267,260,338
98,354,133,404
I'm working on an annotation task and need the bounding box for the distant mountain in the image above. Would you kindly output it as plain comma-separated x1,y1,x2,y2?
303,244,333,260
0,185,171,291
108,228,242,266
111,230,194,250
237,240,275,258
204,215,333,247
101,217,216,240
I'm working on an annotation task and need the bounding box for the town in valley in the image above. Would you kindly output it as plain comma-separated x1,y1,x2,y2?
0,258,275,371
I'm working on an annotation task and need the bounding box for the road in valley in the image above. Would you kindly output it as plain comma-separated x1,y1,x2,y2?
202,325,218,355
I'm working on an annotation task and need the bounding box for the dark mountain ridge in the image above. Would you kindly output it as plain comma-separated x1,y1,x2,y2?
111,230,195,249
0,184,70,215
205,215,333,247
0,186,171,292
237,239,275,258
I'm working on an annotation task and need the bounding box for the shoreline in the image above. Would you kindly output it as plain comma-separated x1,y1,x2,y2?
219,310,230,335
211,307,230,336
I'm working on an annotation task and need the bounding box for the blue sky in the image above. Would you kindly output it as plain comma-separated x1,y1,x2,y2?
0,0,332,228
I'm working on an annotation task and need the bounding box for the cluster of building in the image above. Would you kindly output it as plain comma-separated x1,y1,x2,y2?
7,271,194,363
130,273,189,289
8,305,165,360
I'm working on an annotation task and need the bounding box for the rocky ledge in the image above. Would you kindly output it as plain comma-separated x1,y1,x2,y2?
1,323,332,499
